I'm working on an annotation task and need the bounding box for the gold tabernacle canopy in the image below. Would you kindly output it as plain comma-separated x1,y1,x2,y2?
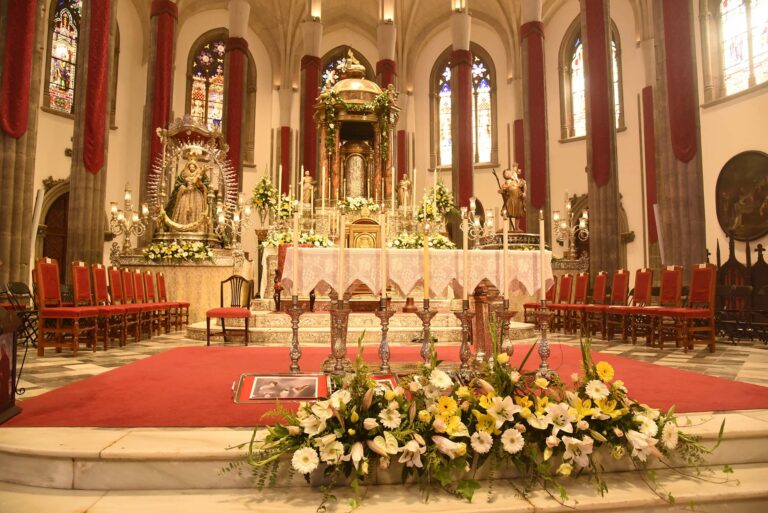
316,50,400,208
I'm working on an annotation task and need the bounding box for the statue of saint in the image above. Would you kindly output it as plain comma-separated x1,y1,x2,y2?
398,173,411,210
499,164,526,231
301,170,316,204
170,158,208,227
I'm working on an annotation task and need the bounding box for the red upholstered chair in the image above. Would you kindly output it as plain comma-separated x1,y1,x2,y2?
652,264,717,352
89,263,128,348
523,276,557,325
548,273,574,332
35,258,99,357
132,270,164,337
641,266,684,348
122,269,153,340
71,261,124,351
584,270,630,340
604,268,653,342
143,271,175,334
206,275,252,346
107,266,141,343
559,272,589,334
157,272,189,328
582,271,609,338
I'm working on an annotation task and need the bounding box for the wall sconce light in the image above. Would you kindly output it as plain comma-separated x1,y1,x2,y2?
310,0,321,20
452,0,466,12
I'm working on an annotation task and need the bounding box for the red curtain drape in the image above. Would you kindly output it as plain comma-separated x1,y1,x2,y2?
376,59,396,88
583,0,612,187
520,22,547,210
301,55,320,178
452,49,473,208
225,37,248,183
662,1,697,163
280,126,291,193
148,0,177,178
513,118,526,231
397,130,407,180
642,86,658,244
83,0,111,173
0,0,36,138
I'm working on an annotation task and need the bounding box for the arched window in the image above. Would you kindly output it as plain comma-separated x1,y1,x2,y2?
44,0,82,114
189,38,226,130
320,45,375,89
559,17,625,140
430,44,497,167
719,0,768,95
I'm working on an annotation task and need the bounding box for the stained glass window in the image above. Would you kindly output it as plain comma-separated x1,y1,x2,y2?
190,39,226,130
48,0,82,114
436,53,495,166
721,0,768,94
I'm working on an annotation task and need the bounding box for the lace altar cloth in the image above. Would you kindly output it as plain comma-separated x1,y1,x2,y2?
281,248,553,298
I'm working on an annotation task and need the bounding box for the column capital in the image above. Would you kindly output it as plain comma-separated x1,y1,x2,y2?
302,19,323,57
451,10,471,51
521,0,542,24
150,0,178,19
225,36,249,54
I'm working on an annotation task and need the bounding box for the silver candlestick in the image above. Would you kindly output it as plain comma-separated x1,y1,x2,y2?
536,300,555,379
288,295,304,373
330,293,352,375
415,299,438,362
495,299,517,358
374,297,395,374
454,299,475,376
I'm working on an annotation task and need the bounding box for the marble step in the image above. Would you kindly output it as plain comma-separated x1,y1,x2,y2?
0,410,766,492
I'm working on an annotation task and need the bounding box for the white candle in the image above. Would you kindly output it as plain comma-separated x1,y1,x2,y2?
423,224,430,300
391,166,396,211
539,210,546,301
412,168,417,210
462,213,469,301
339,213,346,295
380,215,387,296
292,213,300,296
278,165,283,196
502,218,508,299
321,164,326,210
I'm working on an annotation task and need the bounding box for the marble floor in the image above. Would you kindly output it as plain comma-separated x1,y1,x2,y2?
12,327,768,401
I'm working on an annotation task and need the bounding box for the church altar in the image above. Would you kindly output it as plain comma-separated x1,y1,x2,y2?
281,247,553,299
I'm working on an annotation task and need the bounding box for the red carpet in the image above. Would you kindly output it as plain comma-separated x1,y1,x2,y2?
5,344,768,428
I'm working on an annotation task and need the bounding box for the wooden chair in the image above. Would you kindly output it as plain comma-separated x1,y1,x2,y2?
71,261,124,350
604,268,653,342
157,272,189,329
122,269,153,340
35,258,98,357
107,266,141,343
89,263,128,348
560,272,590,334
206,275,252,346
132,270,164,337
582,271,613,339
642,266,684,348
143,271,174,334
523,276,557,325
548,273,573,332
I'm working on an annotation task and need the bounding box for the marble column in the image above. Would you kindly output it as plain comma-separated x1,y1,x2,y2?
139,0,177,224
65,0,118,276
451,8,472,207
652,0,706,272
223,0,250,187
0,0,45,284
300,19,322,179
520,0,549,238
580,0,621,274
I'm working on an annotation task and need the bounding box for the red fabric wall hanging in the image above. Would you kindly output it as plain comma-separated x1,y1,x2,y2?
583,0,612,187
301,55,321,178
148,0,177,177
642,86,658,244
225,36,248,183
0,0,36,138
521,22,547,209
83,0,111,173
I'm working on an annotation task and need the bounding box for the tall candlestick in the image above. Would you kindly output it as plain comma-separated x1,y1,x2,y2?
539,210,546,301
391,166,396,211
292,213,300,295
321,164,326,210
423,224,430,299
380,215,387,296
462,215,469,301
339,213,346,295
412,168,417,210
433,167,438,190
502,218,509,299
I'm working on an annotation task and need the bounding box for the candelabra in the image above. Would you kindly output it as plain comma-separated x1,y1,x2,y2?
109,184,149,251
461,197,496,243
552,200,589,260
214,193,253,249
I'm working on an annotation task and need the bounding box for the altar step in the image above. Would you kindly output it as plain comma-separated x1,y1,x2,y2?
0,411,767,512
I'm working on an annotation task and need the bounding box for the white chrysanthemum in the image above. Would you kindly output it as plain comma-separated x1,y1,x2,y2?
291,447,319,474
429,369,453,390
546,402,575,437
379,406,402,429
634,414,659,437
585,379,610,401
470,431,493,454
319,441,344,464
661,423,679,450
562,435,594,468
501,428,525,454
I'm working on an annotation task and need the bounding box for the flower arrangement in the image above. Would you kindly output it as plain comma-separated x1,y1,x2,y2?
261,230,334,248
142,240,214,263
251,177,279,211
337,196,381,214
387,231,456,250
240,334,725,509
416,181,455,222
273,194,295,221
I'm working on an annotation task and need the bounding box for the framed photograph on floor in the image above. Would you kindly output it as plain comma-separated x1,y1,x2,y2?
233,373,330,404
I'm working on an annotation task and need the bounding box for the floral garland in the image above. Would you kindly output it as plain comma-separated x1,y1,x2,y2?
240,334,725,509
337,196,381,214
143,240,214,263
321,90,395,158
261,229,334,248
252,177,279,211
387,231,456,250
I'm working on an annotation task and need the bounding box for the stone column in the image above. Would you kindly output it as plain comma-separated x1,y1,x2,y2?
139,0,177,219
520,0,549,237
65,0,118,276
300,19,322,179
223,0,250,187
277,86,294,193
451,8,472,207
376,21,397,88
580,0,621,273
396,93,409,188
652,0,706,272
0,0,45,284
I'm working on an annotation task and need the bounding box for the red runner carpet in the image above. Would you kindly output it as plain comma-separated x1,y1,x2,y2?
5,344,768,428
